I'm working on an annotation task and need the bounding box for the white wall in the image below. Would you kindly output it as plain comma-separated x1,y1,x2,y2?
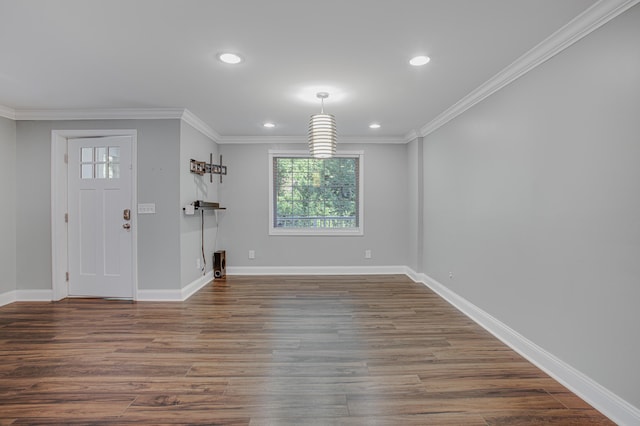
420,4,640,408
0,116,16,295
218,142,409,270
15,119,182,292
179,121,219,287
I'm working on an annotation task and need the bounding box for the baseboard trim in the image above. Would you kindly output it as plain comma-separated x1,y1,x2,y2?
136,289,183,302
15,289,53,301
1,289,54,306
136,271,214,302
181,271,214,300
227,265,409,276
408,269,640,426
0,290,16,307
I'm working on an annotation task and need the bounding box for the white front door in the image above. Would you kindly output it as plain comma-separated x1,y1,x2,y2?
68,136,134,298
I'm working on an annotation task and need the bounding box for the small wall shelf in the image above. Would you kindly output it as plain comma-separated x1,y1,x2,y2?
190,154,227,183
183,200,226,214
192,200,226,211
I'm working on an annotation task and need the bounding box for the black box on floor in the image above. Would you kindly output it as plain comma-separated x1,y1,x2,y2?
213,250,226,279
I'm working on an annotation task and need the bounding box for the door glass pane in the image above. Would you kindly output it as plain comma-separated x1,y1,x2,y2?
81,164,94,179
108,146,120,163
81,147,93,162
108,163,120,179
96,147,108,163
96,163,106,179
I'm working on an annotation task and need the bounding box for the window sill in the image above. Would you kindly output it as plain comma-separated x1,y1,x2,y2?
269,228,364,237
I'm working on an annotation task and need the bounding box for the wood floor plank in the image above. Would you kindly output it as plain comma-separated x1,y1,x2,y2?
249,412,489,426
225,374,426,397
0,394,135,419
0,275,613,424
484,409,617,425
423,376,570,393
346,389,567,416
24,376,229,395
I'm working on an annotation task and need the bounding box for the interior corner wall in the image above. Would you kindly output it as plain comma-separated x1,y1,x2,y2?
179,121,219,288
15,119,182,292
218,142,409,269
421,4,640,408
407,137,424,273
0,116,17,295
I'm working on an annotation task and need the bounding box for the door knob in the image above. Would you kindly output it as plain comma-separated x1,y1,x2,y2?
123,223,131,229
123,209,131,221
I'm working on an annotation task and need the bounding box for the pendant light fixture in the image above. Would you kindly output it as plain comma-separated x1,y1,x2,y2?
308,92,337,158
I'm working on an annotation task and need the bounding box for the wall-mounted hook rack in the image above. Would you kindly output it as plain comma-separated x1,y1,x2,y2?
190,154,227,183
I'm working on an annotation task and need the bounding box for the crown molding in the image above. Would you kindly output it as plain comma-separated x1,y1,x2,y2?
4,105,406,144
219,135,303,144
10,106,221,142
0,104,16,120
419,0,640,137
180,109,221,142
404,129,419,143
219,135,408,145
14,107,186,121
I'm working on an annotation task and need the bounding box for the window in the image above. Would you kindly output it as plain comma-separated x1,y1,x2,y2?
269,150,364,236
80,146,120,179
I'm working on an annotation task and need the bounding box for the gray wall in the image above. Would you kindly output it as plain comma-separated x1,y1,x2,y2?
421,4,640,407
218,142,409,268
179,121,219,287
0,116,16,295
15,119,182,291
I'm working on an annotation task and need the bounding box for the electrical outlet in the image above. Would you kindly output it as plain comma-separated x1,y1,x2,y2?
365,249,372,259
449,272,453,279
248,250,255,260
196,258,201,269
138,203,156,214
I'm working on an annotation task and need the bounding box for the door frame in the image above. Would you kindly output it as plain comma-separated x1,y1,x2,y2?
51,129,138,301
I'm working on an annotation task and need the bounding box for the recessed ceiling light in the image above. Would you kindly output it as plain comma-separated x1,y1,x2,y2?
263,122,276,128
409,55,430,66
369,123,381,129
218,53,243,64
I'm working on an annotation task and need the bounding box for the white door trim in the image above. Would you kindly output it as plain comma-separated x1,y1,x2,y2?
51,129,138,301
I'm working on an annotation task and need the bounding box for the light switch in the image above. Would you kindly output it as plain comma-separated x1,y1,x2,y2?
138,203,156,214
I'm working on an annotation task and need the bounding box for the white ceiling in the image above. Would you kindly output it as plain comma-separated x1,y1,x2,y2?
0,0,599,141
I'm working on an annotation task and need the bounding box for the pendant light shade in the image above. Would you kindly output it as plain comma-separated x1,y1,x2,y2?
309,92,336,158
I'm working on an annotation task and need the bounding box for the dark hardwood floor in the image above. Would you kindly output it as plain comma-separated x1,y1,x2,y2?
0,275,612,425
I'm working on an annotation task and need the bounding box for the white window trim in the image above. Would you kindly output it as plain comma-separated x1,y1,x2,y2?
268,149,364,236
